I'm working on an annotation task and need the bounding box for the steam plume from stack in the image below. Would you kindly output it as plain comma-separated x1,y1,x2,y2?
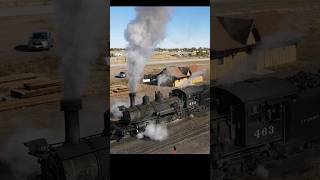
56,0,107,99
125,7,172,93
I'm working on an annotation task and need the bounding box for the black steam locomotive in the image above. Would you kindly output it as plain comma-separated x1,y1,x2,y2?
211,71,320,179
24,99,109,180
111,84,210,140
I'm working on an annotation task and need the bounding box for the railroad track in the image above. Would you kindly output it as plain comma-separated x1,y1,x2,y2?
120,120,209,154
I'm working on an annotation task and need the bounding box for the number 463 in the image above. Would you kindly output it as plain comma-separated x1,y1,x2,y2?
254,125,274,138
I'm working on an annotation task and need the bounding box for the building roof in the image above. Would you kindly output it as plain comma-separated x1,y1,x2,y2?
218,16,254,45
161,66,187,79
213,16,247,51
178,66,189,75
233,11,285,38
213,11,298,52
189,64,203,74
216,77,298,102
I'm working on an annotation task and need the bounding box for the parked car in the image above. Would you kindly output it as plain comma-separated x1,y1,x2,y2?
28,31,53,50
115,72,126,78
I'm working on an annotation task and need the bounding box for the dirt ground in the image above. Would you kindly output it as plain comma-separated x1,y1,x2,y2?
0,0,51,8
0,4,108,179
213,0,320,179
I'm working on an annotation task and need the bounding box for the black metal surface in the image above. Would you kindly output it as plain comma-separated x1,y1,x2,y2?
129,92,136,107
61,99,82,144
25,98,109,180
142,95,149,105
216,77,298,102
211,71,320,179
155,91,163,102
111,84,210,140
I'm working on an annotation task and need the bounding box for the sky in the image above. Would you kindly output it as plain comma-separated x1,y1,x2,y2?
110,7,210,48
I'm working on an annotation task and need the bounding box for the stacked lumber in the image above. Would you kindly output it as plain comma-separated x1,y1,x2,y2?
110,84,129,95
11,86,60,98
10,78,61,99
0,74,62,111
24,79,60,90
0,94,61,112
0,73,37,84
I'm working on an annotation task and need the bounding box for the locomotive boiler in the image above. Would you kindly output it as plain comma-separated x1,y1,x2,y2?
211,71,320,179
111,84,210,140
24,99,109,180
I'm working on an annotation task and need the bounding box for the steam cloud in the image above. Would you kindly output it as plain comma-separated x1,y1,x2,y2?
157,68,205,88
180,71,205,88
56,0,106,99
110,102,127,118
137,123,168,141
125,7,172,93
157,72,171,88
110,95,144,119
0,128,62,179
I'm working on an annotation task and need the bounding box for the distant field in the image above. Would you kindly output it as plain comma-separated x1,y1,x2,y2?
110,51,209,64
0,0,51,7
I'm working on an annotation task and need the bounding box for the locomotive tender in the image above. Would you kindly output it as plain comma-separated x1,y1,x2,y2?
111,84,210,140
211,71,320,179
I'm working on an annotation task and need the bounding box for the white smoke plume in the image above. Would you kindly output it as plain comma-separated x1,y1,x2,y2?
136,122,168,141
157,72,171,88
0,128,62,179
180,70,205,88
110,102,128,118
125,7,172,93
56,0,107,99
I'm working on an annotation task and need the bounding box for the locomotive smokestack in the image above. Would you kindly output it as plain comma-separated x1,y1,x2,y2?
129,92,136,107
155,91,163,102
142,95,149,105
61,99,82,144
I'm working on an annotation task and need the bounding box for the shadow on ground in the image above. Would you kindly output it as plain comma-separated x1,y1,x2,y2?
0,160,15,180
14,45,46,52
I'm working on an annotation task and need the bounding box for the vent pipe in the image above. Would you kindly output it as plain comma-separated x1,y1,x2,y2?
61,99,82,144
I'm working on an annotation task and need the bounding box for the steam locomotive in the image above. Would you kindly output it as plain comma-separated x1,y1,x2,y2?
24,99,109,180
211,71,320,179
111,84,210,140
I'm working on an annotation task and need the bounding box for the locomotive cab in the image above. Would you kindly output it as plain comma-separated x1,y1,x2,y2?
171,84,209,112
213,77,298,149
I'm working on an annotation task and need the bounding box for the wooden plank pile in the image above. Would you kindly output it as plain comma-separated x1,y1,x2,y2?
110,84,129,96
0,73,37,84
0,94,61,112
0,74,61,112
